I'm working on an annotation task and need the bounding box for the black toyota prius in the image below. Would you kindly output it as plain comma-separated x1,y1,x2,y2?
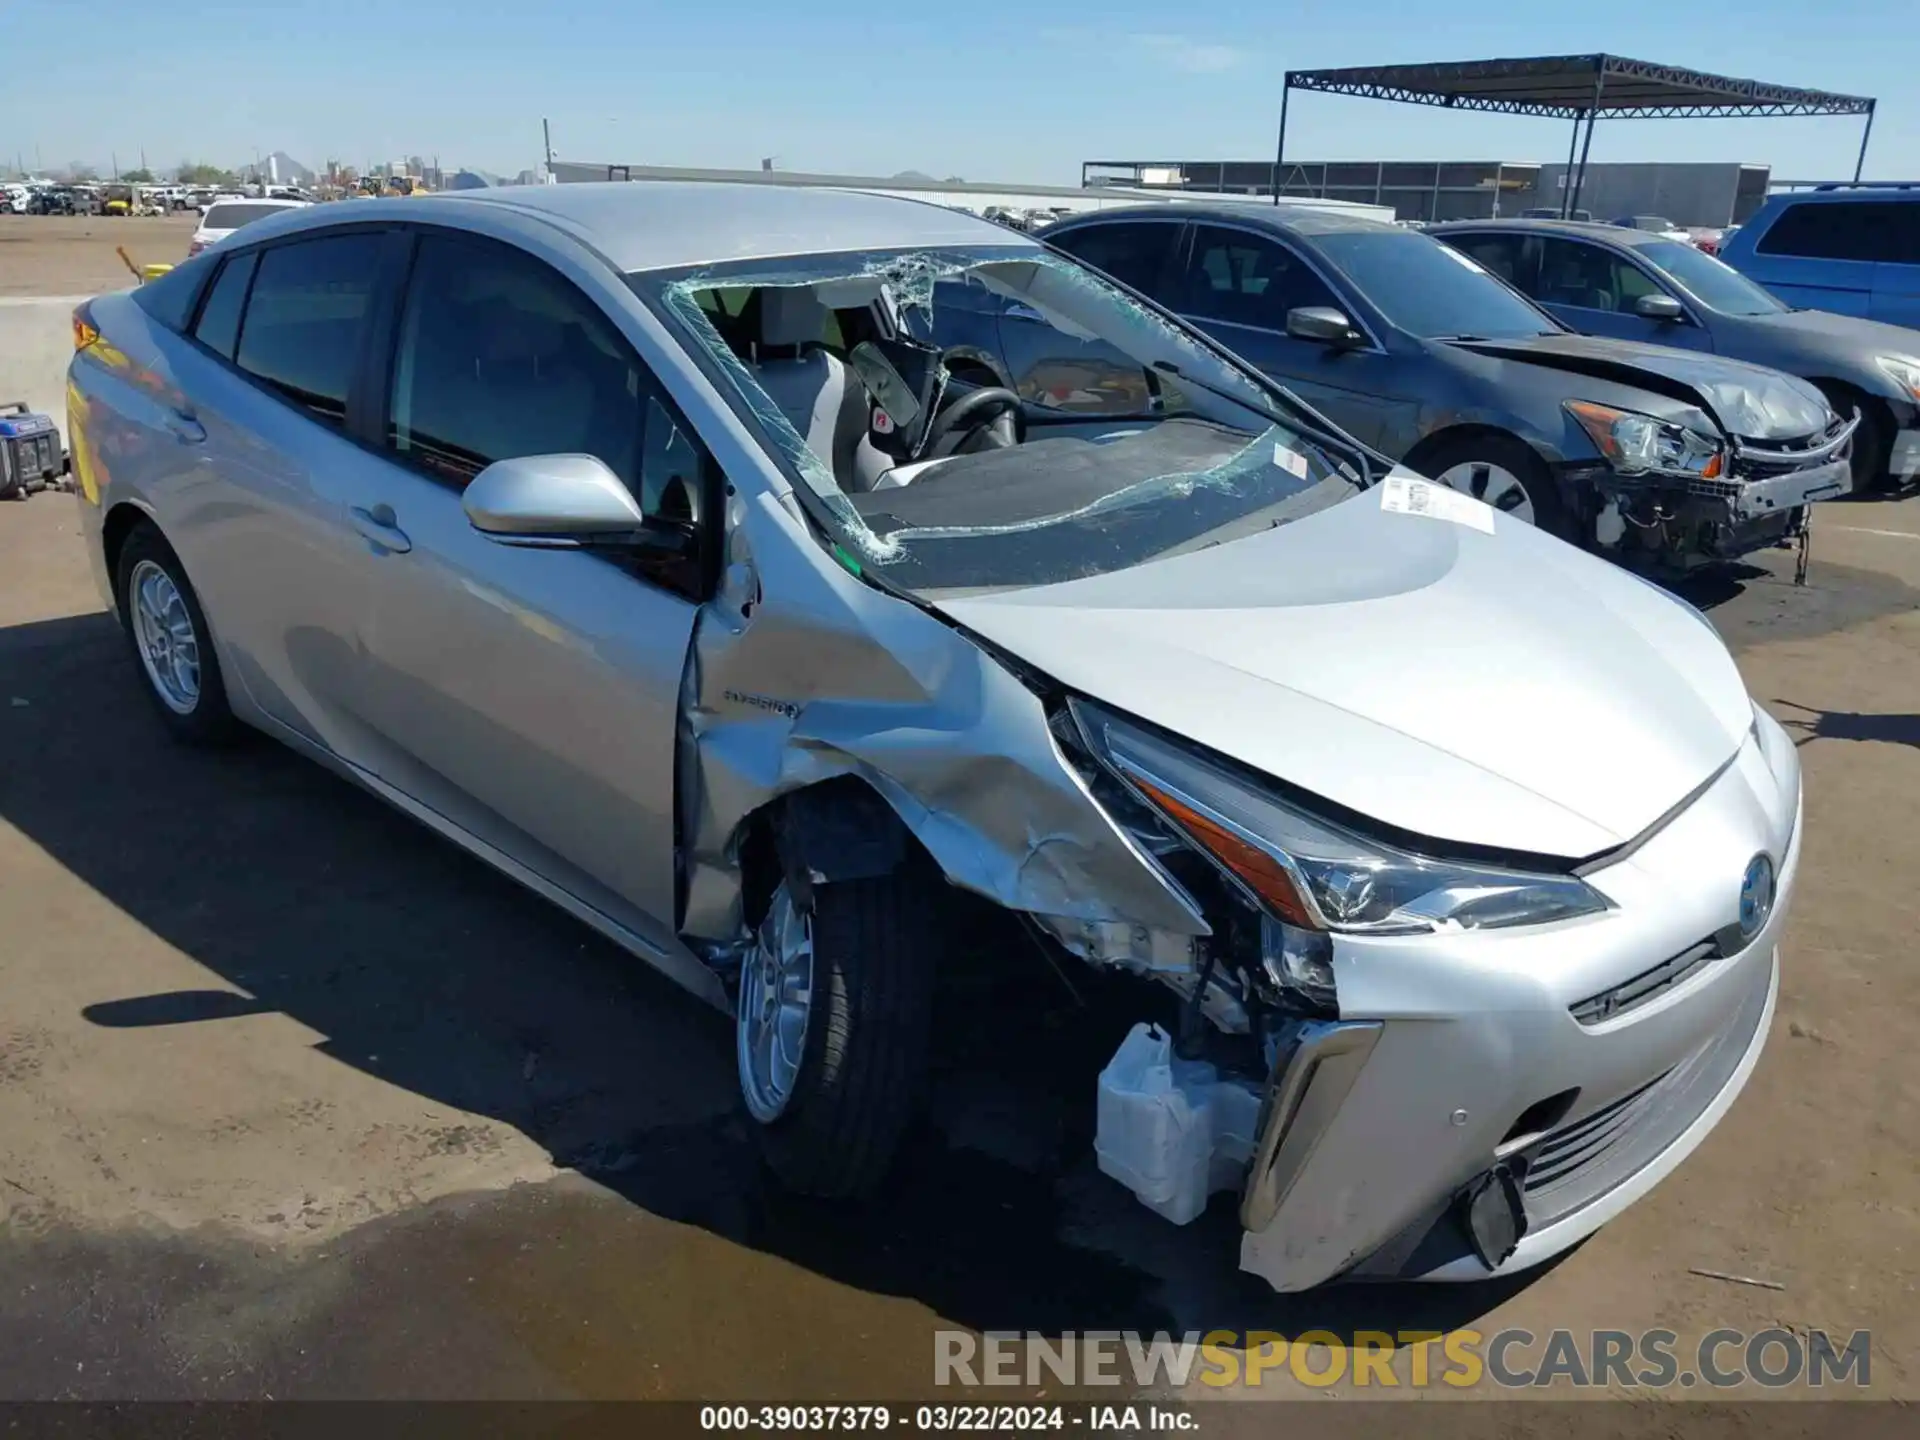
928,204,1856,569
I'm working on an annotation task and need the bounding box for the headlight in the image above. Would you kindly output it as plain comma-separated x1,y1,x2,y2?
1874,355,1920,403
1074,700,1609,937
1566,400,1724,479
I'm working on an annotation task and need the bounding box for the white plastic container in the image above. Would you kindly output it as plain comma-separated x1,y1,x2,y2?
1095,1023,1215,1225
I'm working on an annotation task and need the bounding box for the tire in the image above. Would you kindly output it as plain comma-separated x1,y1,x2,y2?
739,870,936,1199
1824,390,1893,495
114,522,238,745
1420,433,1573,540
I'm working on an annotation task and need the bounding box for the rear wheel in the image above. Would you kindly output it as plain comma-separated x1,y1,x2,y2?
1422,433,1572,540
114,523,238,745
739,871,936,1199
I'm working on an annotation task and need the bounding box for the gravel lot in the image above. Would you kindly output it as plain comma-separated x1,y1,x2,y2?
0,223,1915,1406
0,213,199,297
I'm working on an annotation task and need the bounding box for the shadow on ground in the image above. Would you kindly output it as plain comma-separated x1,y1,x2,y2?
0,610,1543,1354
1767,697,1920,751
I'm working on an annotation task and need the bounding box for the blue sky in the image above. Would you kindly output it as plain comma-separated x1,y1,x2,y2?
7,0,1912,183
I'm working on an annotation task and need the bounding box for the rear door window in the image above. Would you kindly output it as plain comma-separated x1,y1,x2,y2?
1755,200,1914,263
387,231,708,522
233,233,383,426
1443,232,1530,288
191,251,258,360
1048,222,1182,294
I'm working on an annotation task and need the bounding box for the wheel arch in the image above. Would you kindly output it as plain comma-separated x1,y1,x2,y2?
1805,377,1894,460
1402,421,1547,481
727,774,924,935
101,500,162,617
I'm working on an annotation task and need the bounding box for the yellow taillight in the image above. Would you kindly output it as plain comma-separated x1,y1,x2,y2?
72,311,99,352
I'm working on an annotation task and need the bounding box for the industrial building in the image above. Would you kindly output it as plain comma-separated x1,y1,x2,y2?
547,159,1394,223
1081,159,1774,228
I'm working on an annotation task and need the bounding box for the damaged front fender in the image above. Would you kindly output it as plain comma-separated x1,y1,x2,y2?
677,485,1209,950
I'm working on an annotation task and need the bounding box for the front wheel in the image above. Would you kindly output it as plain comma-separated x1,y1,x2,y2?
738,872,936,1199
1422,434,1572,540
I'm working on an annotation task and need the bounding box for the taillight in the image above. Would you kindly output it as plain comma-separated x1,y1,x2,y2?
72,301,99,352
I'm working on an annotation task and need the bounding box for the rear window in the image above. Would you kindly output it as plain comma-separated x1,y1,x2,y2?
1756,199,1920,264
203,202,292,232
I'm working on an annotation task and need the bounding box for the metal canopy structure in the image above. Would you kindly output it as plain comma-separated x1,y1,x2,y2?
1272,54,1877,219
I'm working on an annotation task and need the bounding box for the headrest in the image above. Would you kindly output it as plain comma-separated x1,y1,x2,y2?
759,286,830,349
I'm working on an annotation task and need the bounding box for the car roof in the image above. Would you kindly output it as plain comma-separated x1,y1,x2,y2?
269,181,1036,272
1766,186,1920,205
1052,202,1402,238
1428,218,1670,247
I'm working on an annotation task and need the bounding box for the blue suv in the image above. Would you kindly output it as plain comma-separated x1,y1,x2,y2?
1718,186,1920,330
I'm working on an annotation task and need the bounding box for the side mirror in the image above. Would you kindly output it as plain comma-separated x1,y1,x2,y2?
1286,306,1360,347
1634,293,1685,321
463,454,692,554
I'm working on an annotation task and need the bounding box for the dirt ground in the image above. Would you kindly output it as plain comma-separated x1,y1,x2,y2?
0,213,200,297
0,218,1915,1410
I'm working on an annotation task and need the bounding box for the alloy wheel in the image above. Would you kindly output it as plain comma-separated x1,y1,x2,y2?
1436,460,1536,525
129,559,201,715
737,884,815,1122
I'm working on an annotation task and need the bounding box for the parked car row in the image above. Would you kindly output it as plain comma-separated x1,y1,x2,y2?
938,203,1862,569
1431,216,1920,492
70,183,1808,1302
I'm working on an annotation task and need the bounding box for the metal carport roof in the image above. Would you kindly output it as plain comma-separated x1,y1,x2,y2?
1272,54,1878,216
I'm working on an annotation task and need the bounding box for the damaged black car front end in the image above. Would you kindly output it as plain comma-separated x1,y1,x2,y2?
1461,334,1857,571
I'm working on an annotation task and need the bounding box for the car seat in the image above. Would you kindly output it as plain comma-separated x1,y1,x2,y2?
750,287,892,493
1540,257,1614,312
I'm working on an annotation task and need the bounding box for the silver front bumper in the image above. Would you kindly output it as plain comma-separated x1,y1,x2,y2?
1238,719,1800,1293
1732,457,1850,521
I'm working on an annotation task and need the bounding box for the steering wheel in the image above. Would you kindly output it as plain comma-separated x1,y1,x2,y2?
924,385,1024,457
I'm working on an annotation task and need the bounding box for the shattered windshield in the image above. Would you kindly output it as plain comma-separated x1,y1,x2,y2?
632,246,1362,596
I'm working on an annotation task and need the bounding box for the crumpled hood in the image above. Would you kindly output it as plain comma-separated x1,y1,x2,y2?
1454,333,1832,441
937,478,1754,860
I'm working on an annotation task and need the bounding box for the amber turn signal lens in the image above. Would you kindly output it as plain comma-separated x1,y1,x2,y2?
1131,776,1318,928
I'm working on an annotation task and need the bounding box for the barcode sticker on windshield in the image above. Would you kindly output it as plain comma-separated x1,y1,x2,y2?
1273,443,1310,479
1380,474,1496,534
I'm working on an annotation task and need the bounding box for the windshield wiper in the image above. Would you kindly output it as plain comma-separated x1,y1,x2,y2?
1150,360,1376,487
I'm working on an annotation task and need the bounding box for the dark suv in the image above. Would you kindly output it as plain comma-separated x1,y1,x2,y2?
1717,185,1920,331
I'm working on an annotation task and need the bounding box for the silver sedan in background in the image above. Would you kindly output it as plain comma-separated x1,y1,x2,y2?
67,183,1798,1292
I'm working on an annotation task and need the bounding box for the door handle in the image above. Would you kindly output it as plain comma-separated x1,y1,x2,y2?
165,409,206,444
349,504,412,554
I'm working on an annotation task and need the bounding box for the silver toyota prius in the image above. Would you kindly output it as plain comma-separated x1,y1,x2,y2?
67,182,1798,1293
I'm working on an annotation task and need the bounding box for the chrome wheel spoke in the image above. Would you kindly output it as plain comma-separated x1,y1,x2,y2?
736,885,815,1122
1437,460,1535,526
128,560,201,714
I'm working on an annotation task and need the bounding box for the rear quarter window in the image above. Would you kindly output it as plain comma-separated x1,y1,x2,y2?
129,252,217,332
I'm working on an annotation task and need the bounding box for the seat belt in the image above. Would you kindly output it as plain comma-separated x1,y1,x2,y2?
833,363,872,487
